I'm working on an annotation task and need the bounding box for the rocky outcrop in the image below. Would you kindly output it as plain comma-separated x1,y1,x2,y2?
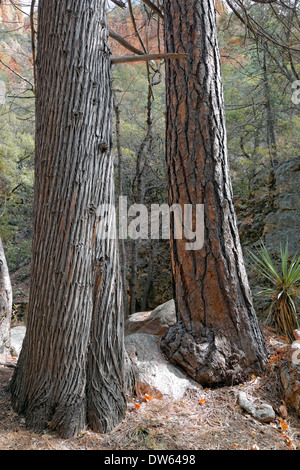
238,157,300,258
263,158,300,257
125,299,176,336
236,157,300,314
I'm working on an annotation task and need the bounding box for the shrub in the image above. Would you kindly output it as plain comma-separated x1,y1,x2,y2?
249,242,300,342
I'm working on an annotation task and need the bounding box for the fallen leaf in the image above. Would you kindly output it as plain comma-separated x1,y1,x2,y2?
280,419,288,431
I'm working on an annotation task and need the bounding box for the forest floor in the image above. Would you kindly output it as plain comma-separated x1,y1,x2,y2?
0,327,299,451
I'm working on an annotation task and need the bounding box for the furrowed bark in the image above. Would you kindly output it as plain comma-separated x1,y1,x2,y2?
161,0,267,387
10,0,126,438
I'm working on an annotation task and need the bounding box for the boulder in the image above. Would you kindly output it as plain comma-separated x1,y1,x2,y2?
125,333,201,400
238,391,276,423
10,325,26,357
125,300,176,336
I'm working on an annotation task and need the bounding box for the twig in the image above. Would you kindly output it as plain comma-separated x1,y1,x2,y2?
141,0,164,19
110,0,127,8
0,59,34,91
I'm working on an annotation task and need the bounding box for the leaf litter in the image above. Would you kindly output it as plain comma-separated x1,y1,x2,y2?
0,326,299,450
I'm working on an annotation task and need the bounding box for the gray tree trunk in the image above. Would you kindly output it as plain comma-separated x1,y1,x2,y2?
0,236,12,360
10,0,126,438
161,0,267,387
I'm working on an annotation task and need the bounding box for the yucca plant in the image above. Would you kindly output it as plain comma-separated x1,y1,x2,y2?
248,242,300,343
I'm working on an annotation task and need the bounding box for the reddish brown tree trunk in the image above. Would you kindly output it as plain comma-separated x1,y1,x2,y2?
161,0,267,386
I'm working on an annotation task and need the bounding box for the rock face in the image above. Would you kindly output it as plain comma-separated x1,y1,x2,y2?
263,158,300,256
239,157,300,258
125,300,176,336
125,333,201,400
237,157,300,314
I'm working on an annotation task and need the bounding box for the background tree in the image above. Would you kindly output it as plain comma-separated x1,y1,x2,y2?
10,0,126,438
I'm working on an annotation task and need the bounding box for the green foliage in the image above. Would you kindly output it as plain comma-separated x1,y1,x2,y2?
0,106,34,271
218,3,300,202
249,242,300,342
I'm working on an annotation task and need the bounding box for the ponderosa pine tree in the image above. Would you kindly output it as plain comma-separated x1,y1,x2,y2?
160,0,268,386
10,0,126,438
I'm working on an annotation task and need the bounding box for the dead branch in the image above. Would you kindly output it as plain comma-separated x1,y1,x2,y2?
110,0,127,8
111,52,188,64
141,0,164,19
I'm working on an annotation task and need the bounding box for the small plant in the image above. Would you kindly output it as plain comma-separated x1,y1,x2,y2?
248,242,300,343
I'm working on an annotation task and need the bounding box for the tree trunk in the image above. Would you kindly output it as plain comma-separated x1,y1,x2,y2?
141,240,155,312
0,237,12,360
10,0,126,438
114,96,129,318
129,83,153,315
161,0,267,387
263,45,277,167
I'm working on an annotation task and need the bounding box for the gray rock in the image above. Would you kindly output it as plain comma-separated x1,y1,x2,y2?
263,157,300,257
238,391,275,423
125,333,201,400
10,325,26,357
125,299,176,336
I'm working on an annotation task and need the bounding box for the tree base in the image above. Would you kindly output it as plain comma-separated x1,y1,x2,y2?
161,322,265,387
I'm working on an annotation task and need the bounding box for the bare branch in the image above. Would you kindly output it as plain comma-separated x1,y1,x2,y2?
111,52,188,64
141,0,164,19
109,29,145,55
0,59,34,91
110,0,127,8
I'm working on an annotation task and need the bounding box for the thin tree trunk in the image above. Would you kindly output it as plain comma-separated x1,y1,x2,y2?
0,237,12,360
262,45,278,208
263,45,277,167
114,96,129,318
141,240,155,312
129,83,153,315
10,0,126,438
161,0,267,387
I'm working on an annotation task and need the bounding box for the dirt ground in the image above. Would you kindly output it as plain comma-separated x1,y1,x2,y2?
0,327,299,451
